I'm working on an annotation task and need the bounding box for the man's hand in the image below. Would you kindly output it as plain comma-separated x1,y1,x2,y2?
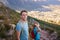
16,31,20,40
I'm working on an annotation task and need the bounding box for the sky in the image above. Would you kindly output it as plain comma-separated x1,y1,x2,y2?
0,0,60,11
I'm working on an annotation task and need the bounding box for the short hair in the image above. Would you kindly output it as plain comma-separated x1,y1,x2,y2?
20,10,27,15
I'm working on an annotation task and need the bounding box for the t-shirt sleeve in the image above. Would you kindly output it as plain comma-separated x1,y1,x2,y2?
16,23,22,32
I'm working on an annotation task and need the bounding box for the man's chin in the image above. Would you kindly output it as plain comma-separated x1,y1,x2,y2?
23,19,27,21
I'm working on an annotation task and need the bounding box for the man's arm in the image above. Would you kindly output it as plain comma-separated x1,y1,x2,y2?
16,31,20,40
16,23,22,40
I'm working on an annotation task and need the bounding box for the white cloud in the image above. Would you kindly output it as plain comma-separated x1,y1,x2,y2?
42,5,51,9
28,5,60,25
58,0,60,1
42,5,60,11
32,0,47,2
15,10,20,13
33,0,37,2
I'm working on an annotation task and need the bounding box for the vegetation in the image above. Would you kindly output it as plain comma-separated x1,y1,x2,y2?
0,2,60,40
28,16,60,40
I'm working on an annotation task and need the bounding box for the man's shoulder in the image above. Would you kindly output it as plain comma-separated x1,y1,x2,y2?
17,20,21,23
16,21,21,26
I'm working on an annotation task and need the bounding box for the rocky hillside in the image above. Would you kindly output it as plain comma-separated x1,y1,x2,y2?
0,2,20,40
0,2,20,24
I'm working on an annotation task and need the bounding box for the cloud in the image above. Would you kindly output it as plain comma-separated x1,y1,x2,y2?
42,5,60,13
42,5,60,11
42,5,51,9
58,0,60,1
28,5,60,25
32,0,47,2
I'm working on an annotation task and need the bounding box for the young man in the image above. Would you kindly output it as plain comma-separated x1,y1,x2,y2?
16,10,28,40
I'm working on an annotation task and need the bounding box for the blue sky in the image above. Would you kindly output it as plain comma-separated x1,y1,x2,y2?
0,0,60,11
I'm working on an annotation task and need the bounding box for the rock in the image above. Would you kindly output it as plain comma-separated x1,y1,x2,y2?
0,20,4,23
9,24,16,29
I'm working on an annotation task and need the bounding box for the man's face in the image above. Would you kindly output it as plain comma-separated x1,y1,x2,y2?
21,12,27,21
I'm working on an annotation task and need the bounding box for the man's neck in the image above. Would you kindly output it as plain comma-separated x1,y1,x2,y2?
20,19,27,22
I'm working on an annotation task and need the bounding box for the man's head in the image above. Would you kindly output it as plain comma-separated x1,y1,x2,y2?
20,10,28,21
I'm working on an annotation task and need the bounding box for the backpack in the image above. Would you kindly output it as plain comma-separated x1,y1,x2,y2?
31,31,35,39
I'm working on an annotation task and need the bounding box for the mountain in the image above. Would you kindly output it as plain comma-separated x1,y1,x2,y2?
0,0,60,11
0,2,20,24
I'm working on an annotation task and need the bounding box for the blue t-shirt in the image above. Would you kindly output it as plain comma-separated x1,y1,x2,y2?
16,21,28,40
33,27,41,40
